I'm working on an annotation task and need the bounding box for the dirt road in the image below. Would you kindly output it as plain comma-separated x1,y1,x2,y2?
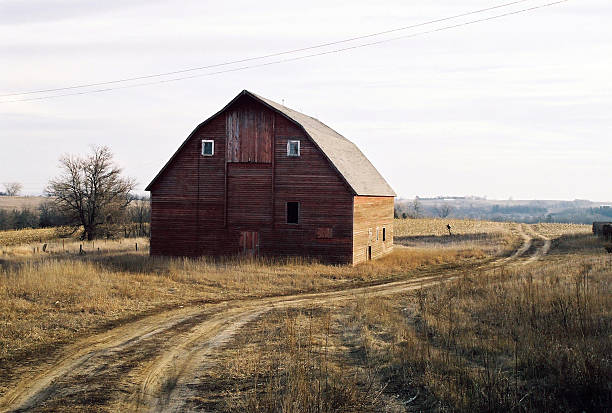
0,226,548,412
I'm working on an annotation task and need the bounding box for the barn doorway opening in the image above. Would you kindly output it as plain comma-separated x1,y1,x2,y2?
368,246,372,260
286,202,299,224
239,231,259,256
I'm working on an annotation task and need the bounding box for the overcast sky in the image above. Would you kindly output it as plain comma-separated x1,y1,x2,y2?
1,0,610,200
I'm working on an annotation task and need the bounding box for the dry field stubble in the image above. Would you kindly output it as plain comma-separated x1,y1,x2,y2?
0,227,68,248
394,218,513,237
394,218,519,256
0,196,46,212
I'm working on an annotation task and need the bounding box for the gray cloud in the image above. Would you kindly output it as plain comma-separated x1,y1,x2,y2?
1,0,610,200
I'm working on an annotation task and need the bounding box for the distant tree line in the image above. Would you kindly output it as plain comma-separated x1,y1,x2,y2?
394,198,612,225
0,201,68,231
491,205,548,215
590,207,612,218
0,199,150,233
491,205,547,214
395,198,453,219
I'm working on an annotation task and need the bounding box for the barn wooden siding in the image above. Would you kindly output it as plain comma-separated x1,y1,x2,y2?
150,114,226,256
226,104,273,163
150,94,357,263
271,109,354,263
352,196,394,264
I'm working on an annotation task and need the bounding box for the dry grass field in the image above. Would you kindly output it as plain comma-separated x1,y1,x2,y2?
191,227,611,412
394,218,518,256
0,196,46,211
0,227,76,248
0,219,609,412
0,220,494,397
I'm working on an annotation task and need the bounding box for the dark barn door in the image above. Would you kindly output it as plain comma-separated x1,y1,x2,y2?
240,231,259,256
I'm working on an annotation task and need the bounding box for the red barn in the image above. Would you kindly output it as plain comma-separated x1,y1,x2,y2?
145,90,395,265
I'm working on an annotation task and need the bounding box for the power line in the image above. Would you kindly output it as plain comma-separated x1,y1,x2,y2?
1,0,569,104
0,0,534,98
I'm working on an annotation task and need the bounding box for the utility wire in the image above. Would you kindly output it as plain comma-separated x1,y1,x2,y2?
1,0,569,103
0,0,538,98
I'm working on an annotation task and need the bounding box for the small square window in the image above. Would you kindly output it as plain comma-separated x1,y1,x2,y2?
287,202,299,224
383,227,386,242
202,140,214,156
287,140,300,157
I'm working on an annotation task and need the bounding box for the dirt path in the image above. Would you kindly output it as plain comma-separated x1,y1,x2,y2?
502,224,532,263
0,226,549,413
522,225,551,264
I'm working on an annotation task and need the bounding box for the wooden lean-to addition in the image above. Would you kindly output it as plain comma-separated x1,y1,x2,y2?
146,90,396,265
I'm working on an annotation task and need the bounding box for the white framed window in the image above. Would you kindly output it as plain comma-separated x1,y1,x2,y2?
202,140,214,156
287,140,300,157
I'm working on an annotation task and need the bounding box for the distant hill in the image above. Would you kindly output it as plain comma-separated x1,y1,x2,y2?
396,197,612,225
0,196,47,211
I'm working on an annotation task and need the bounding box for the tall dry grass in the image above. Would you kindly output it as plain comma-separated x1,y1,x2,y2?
341,245,611,411
0,224,489,394
205,232,610,412
212,308,387,413
0,246,484,364
1,222,597,409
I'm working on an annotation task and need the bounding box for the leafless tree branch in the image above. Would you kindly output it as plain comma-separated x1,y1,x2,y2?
46,146,136,240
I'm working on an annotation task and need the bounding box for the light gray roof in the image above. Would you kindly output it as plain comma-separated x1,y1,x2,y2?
248,91,396,197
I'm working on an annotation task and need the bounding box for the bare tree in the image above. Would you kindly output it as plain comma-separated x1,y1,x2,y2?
127,196,151,236
3,182,23,196
46,146,136,240
435,203,453,218
411,198,422,218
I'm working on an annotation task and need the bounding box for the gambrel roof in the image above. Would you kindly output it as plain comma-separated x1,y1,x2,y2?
147,90,396,197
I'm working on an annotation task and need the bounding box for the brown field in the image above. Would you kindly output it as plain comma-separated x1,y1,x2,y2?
394,218,518,256
0,196,46,211
1,219,609,412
